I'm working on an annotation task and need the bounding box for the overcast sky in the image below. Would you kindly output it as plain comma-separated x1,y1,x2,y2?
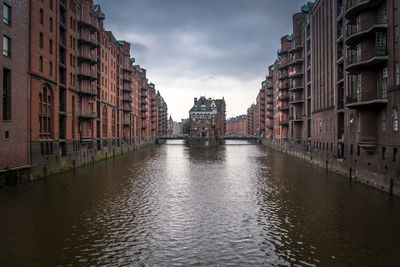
95,0,306,120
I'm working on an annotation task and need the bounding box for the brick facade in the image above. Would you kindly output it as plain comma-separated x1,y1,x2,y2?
0,0,169,185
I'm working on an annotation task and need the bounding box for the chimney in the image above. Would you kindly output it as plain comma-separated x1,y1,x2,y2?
194,97,198,105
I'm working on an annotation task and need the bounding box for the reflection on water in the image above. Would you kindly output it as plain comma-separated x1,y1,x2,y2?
0,140,400,266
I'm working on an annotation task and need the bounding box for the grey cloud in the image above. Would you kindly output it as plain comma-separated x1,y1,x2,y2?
95,0,306,118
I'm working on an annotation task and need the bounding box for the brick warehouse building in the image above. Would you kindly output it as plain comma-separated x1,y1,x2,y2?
249,1,400,196
189,96,226,138
0,0,169,185
226,115,248,135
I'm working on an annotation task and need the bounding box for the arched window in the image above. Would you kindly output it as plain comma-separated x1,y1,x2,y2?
102,106,108,137
393,108,399,132
39,86,53,138
112,109,116,137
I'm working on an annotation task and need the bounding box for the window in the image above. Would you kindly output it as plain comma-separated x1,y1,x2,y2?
50,0,53,10
39,56,43,71
39,32,43,48
382,110,387,131
39,87,53,138
49,39,53,54
393,108,399,131
49,61,53,76
395,26,399,42
49,17,53,32
356,74,361,101
357,112,361,133
3,3,10,25
396,63,399,86
3,68,11,120
102,106,108,137
382,67,388,98
356,43,361,62
394,148,398,162
40,9,43,24
2,36,10,57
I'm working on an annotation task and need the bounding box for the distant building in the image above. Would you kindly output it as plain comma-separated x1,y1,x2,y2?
189,96,225,138
226,115,248,135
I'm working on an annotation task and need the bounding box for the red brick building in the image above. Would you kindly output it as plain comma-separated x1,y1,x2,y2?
226,115,248,135
0,0,30,184
189,96,225,138
250,1,400,195
0,0,168,184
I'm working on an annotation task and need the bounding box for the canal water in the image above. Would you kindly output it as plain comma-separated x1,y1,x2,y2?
1,140,400,266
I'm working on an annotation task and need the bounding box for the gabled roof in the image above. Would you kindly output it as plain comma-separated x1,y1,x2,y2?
190,97,213,112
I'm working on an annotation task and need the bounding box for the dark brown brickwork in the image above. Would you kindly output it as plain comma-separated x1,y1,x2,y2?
251,0,400,196
0,0,29,182
0,0,168,185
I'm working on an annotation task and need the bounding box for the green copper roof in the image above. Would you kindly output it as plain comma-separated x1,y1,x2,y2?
201,104,206,109
262,82,266,86
130,57,135,63
278,55,282,60
286,34,292,41
149,84,154,88
301,4,310,12
98,12,105,20
271,66,275,71
210,100,216,108
117,40,124,46
139,69,143,73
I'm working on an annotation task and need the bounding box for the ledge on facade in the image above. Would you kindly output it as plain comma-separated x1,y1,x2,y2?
78,111,97,119
346,97,387,109
123,67,133,73
77,17,99,33
289,85,304,91
345,55,388,73
289,98,304,104
122,87,132,92
289,58,304,66
289,72,303,79
345,22,388,46
77,70,97,81
289,116,304,122
358,141,377,153
345,0,385,20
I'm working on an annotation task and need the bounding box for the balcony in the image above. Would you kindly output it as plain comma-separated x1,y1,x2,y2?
266,75,273,80
289,116,304,122
267,99,273,104
77,33,99,48
123,106,132,112
122,76,133,83
77,16,99,33
346,88,388,109
122,87,132,92
289,40,303,53
77,85,97,96
289,97,304,104
278,83,290,91
278,74,289,81
267,114,273,119
345,16,388,46
289,85,304,91
279,106,289,112
346,46,388,73
279,120,289,126
277,48,289,56
289,57,304,66
77,69,97,81
77,51,97,64
267,107,273,111
123,66,133,73
267,92,273,97
279,62,289,70
123,95,132,102
278,95,289,101
78,110,97,119
345,0,385,19
289,70,303,79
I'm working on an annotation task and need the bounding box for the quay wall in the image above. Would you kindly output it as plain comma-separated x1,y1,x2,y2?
262,139,400,197
0,137,156,186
